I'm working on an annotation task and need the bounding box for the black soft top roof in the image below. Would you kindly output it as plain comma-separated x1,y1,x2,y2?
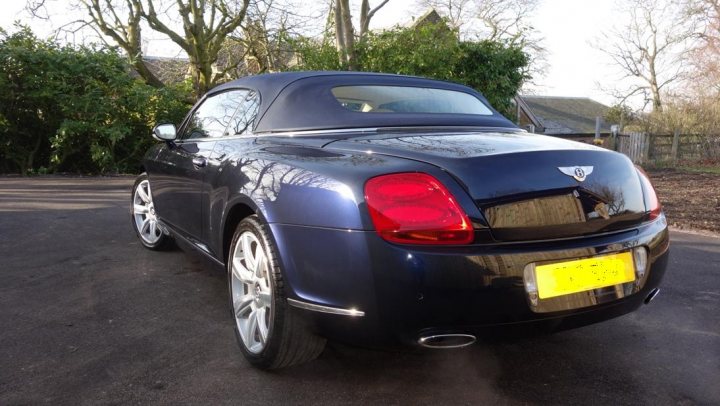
209,71,517,133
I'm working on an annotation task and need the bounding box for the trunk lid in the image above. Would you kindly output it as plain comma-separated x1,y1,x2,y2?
325,131,647,241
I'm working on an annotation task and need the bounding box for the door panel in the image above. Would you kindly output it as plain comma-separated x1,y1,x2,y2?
149,89,249,242
151,141,216,239
204,91,262,256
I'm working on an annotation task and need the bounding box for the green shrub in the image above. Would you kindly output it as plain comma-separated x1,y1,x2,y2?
0,26,191,174
293,22,529,118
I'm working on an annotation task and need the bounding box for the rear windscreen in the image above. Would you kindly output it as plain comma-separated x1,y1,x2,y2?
331,85,493,115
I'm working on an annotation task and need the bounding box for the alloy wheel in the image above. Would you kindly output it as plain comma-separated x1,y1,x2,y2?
133,179,162,245
230,231,273,354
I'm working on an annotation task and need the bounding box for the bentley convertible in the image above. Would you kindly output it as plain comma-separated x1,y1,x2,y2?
131,71,669,369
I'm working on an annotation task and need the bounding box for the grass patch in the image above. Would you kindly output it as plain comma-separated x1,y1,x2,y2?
675,165,720,174
646,159,720,174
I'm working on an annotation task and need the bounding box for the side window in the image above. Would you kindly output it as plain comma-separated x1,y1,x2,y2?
181,90,248,140
227,91,260,136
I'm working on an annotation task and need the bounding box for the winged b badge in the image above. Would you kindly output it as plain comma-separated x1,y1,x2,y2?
558,166,594,182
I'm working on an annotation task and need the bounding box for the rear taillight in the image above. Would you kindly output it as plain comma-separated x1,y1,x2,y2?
635,166,662,220
364,173,473,245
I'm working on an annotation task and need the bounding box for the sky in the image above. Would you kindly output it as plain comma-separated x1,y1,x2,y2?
369,0,621,105
0,0,623,106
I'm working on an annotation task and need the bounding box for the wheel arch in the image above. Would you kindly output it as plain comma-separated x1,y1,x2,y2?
222,200,257,265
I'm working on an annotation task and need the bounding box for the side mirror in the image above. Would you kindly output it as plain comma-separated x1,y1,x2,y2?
152,124,177,142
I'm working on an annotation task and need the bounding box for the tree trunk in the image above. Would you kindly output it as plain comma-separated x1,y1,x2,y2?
651,85,662,112
334,0,348,66
339,0,357,70
359,0,370,38
132,59,165,88
141,0,250,97
359,0,389,38
191,59,214,96
649,72,662,112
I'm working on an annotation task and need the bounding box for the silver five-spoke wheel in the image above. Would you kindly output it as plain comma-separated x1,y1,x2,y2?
227,216,326,369
231,231,273,354
131,173,170,250
133,179,162,245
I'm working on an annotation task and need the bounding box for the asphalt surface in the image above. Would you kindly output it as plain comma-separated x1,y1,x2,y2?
0,177,718,405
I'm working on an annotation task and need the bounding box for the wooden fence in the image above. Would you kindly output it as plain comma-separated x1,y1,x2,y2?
616,132,714,164
617,132,648,163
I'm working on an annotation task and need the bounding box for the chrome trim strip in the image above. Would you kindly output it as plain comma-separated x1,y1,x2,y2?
257,126,522,138
644,288,660,304
259,128,380,137
172,126,524,143
286,298,365,317
159,220,225,267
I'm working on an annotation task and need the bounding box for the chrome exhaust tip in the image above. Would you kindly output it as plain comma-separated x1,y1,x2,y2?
418,334,476,349
644,288,660,304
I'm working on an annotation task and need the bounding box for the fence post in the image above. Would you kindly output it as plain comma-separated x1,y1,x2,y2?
610,125,619,151
671,129,680,161
642,133,652,164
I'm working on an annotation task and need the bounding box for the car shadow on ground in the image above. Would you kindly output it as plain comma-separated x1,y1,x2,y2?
166,232,713,405
167,230,715,405
265,331,650,404
181,245,655,404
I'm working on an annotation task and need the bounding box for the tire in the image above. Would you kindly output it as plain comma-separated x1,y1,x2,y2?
228,215,326,369
131,173,173,250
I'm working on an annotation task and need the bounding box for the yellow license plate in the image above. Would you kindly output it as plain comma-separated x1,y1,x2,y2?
535,252,636,299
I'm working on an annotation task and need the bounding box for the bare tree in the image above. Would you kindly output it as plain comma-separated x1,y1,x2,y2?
240,2,281,73
226,0,312,75
597,0,697,111
142,0,250,96
25,0,164,86
415,0,540,41
475,0,545,80
414,0,472,31
332,0,390,69
415,0,546,80
475,0,538,44
359,0,390,38
687,0,720,94
82,0,164,87
26,0,251,96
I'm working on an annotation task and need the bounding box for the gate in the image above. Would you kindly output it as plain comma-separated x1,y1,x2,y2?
617,132,648,163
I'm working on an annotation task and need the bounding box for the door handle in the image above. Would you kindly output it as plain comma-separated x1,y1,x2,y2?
192,157,207,168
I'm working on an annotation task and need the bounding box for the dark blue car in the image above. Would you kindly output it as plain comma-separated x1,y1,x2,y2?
131,72,669,369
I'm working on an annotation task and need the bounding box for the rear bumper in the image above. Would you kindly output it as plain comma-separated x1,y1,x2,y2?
271,217,669,347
